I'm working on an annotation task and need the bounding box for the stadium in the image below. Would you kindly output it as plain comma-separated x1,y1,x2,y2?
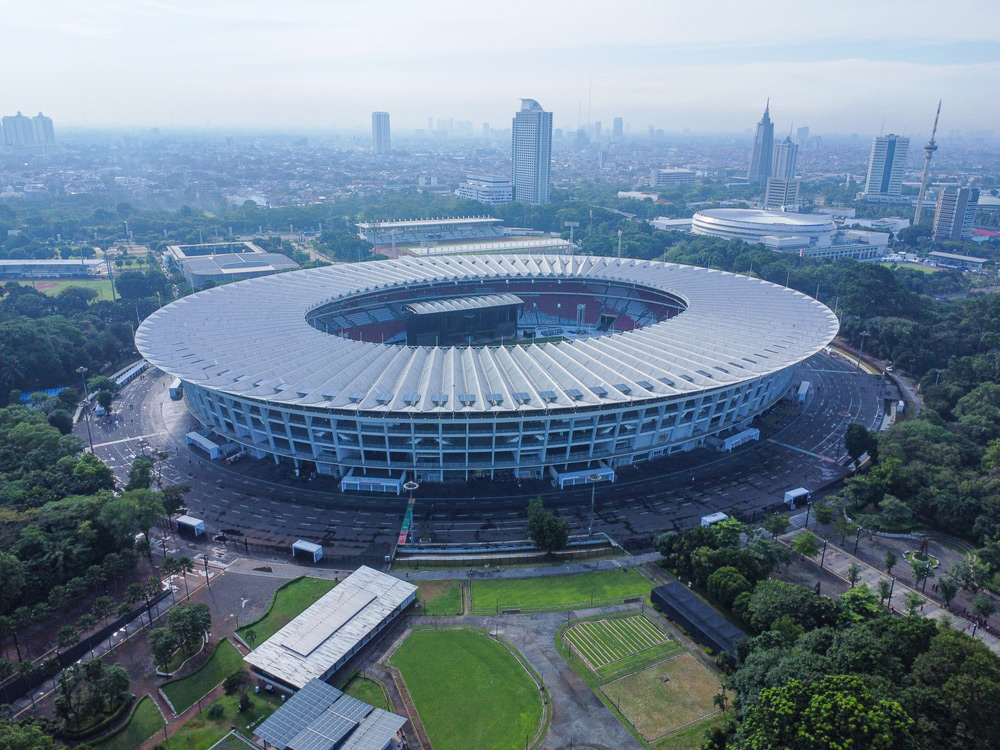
135,255,838,493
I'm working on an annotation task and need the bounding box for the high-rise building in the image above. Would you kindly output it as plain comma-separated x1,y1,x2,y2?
796,126,810,144
455,174,513,205
772,136,799,179
747,102,775,184
371,111,390,155
932,186,979,242
593,121,601,138
862,134,910,199
763,178,801,210
32,112,55,144
482,123,490,138
2,111,35,147
511,99,552,205
613,117,623,137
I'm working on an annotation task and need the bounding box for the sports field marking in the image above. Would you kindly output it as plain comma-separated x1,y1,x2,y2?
565,615,669,670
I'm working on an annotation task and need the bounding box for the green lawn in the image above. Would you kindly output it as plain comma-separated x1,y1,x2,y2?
879,261,938,274
161,639,244,714
471,568,651,613
236,576,337,647
164,692,283,750
390,628,543,750
14,278,116,300
565,615,682,681
162,639,204,673
415,579,462,615
342,676,391,712
93,696,165,750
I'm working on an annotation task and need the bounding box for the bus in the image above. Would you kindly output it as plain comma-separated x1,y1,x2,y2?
169,378,184,400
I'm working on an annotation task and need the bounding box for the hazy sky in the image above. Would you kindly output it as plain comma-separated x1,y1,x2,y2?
6,0,1000,135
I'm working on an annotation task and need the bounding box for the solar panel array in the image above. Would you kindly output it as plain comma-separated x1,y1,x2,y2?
255,679,342,749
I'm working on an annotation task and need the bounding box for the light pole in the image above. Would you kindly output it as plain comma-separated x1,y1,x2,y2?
856,331,870,370
587,473,602,537
403,480,419,543
76,366,94,453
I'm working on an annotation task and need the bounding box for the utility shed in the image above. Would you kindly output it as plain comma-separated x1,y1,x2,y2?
175,515,205,537
245,566,417,690
293,540,323,563
651,582,746,661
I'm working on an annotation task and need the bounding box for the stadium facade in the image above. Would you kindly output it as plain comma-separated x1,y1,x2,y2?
136,255,837,493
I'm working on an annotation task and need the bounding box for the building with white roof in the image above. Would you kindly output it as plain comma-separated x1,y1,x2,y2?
135,255,837,490
245,566,416,690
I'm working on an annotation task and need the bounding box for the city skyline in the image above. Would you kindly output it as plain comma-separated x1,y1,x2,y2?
4,0,1000,134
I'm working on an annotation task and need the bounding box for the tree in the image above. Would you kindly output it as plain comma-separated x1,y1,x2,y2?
877,578,892,606
904,592,924,616
938,576,959,608
178,556,194,600
845,422,874,468
911,558,935,593
0,717,62,750
847,561,863,588
885,549,899,575
148,627,178,670
0,553,25,614
168,603,211,646
124,457,155,492
244,628,257,649
161,557,180,603
972,593,997,620
95,390,113,415
57,625,80,654
707,566,752,608
92,595,114,628
737,674,914,750
223,667,250,696
813,503,835,525
526,497,569,555
792,531,819,558
0,658,12,704
834,515,858,546
46,408,74,435
762,514,789,539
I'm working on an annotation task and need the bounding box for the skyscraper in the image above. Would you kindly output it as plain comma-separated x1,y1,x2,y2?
371,112,390,155
796,126,810,144
747,101,775,184
32,112,55,144
932,187,979,242
1,112,35,147
862,134,910,199
763,178,801,210
772,136,798,179
613,117,623,137
511,99,553,205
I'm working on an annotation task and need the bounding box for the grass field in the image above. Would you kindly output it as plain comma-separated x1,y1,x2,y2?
164,692,283,750
14,278,116,300
93,696,165,750
415,579,462,615
565,615,681,681
161,639,244,714
879,261,938,274
601,653,723,742
471,568,650,613
390,628,543,750
236,576,337,647
342,676,391,712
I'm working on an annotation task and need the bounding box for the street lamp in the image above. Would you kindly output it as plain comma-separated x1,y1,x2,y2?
75,366,94,453
856,331,870,370
586,473,602,537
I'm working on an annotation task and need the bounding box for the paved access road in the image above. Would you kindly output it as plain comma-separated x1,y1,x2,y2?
82,350,881,559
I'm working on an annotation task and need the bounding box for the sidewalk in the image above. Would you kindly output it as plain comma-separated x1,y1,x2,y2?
780,527,1000,654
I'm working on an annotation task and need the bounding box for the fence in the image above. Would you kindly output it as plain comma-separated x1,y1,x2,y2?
2,591,170,704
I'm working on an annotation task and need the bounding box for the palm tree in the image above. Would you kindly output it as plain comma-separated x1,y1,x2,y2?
161,557,180,604
144,577,162,627
116,603,131,638
17,660,37,708
0,657,13,704
713,689,729,714
78,614,97,658
178,557,194,600
56,626,80,657
244,628,257,650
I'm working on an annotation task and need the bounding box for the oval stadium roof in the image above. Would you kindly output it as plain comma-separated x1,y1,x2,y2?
135,255,838,413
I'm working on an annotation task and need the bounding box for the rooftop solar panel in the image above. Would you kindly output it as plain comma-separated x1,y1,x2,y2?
256,679,342,749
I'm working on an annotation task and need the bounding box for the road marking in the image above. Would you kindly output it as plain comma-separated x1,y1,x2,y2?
93,432,168,448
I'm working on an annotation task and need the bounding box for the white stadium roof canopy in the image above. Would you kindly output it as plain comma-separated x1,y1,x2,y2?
135,255,838,414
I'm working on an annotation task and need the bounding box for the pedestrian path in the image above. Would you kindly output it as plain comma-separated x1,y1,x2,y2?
780,528,1000,654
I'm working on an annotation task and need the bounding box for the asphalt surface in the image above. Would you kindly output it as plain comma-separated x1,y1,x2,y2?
82,350,883,562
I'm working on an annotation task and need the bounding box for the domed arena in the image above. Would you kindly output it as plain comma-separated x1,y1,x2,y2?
136,255,838,493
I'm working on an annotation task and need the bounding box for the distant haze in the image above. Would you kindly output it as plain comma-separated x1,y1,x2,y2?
6,0,1000,135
